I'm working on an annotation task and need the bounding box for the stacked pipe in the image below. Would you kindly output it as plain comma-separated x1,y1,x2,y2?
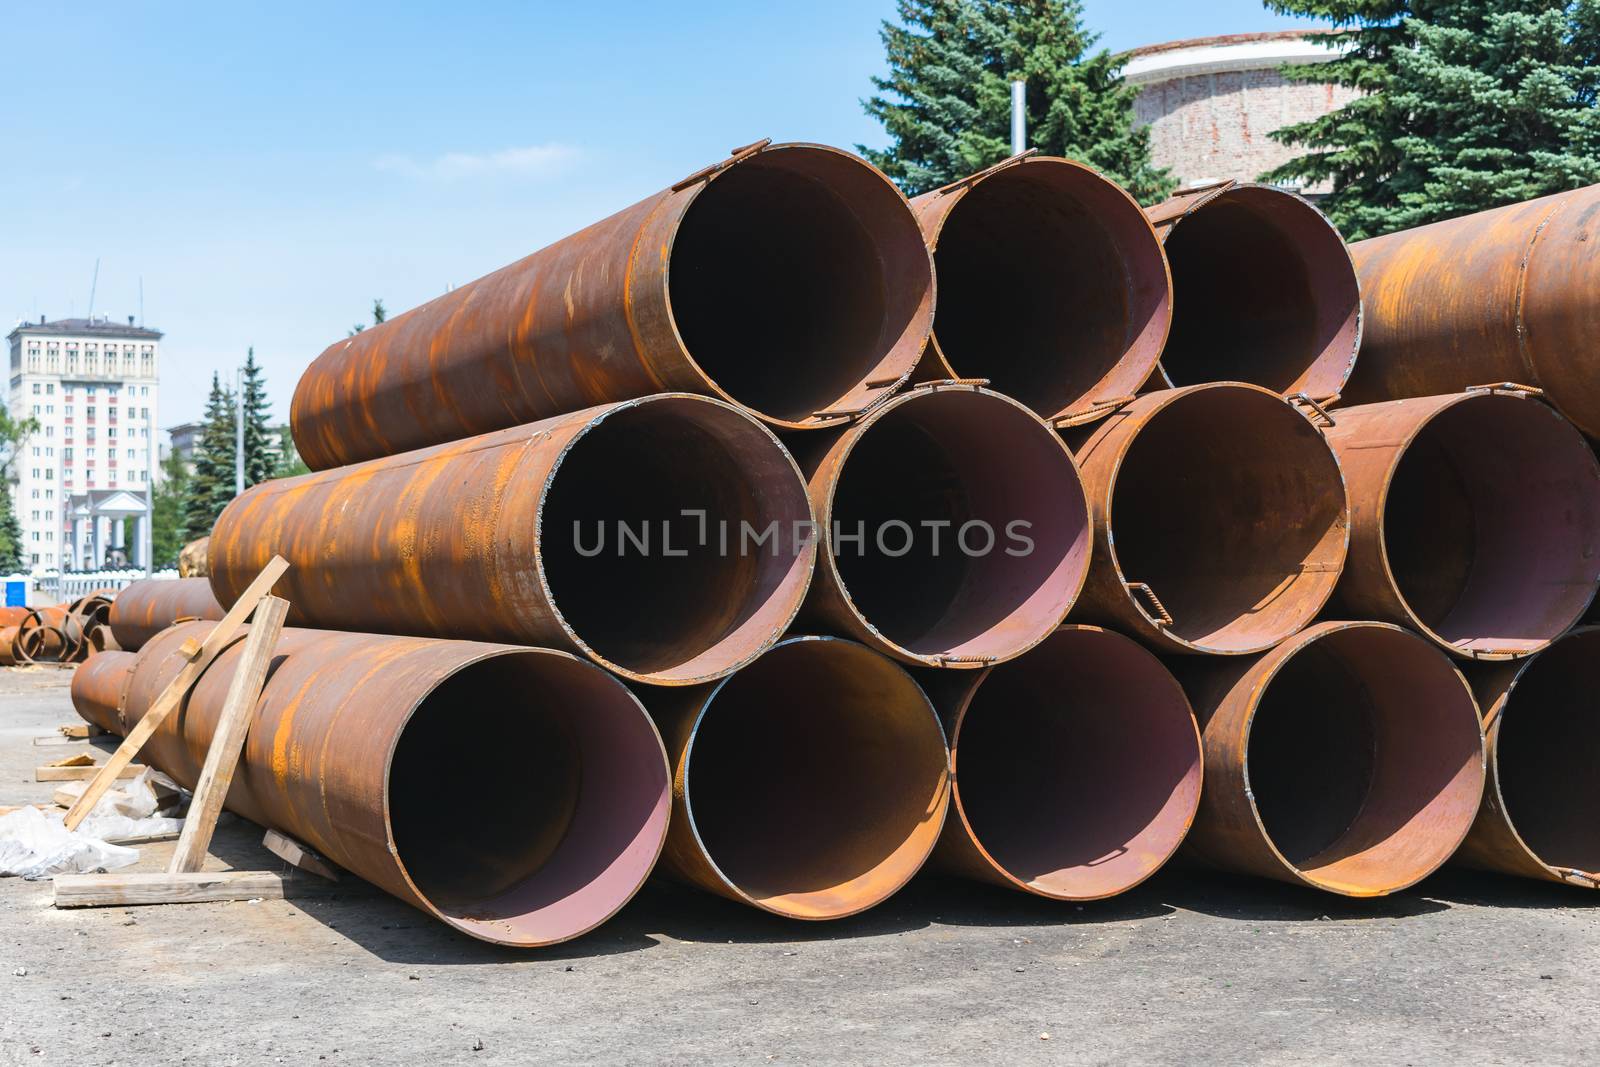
2,592,119,665
64,145,1600,947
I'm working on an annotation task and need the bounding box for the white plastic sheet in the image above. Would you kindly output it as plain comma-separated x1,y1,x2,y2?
0,769,187,880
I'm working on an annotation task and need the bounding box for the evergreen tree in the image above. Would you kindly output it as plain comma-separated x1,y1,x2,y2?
151,448,191,568
862,0,1174,201
275,425,310,479
180,374,238,543
240,348,275,487
0,408,38,573
1266,1,1600,239
350,298,387,336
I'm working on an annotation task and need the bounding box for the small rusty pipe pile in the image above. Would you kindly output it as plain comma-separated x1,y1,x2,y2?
85,623,671,948
910,155,1172,424
108,577,225,651
1145,181,1361,398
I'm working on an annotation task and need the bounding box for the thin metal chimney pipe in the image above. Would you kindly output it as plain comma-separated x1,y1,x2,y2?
1010,81,1026,155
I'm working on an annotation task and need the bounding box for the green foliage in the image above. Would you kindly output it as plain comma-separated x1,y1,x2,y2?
151,448,190,568
275,425,310,479
180,373,238,543
240,348,275,487
861,0,1174,201
1266,1,1600,239
0,482,22,573
351,298,387,336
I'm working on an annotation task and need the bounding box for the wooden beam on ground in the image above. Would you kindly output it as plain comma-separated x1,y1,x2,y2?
167,596,289,874
262,829,340,882
37,763,144,782
63,556,288,832
53,871,301,908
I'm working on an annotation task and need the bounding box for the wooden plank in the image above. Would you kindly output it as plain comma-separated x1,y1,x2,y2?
262,829,340,882
37,763,144,782
64,556,289,831
168,596,289,874
53,871,297,908
34,734,83,747
59,723,103,739
45,753,96,768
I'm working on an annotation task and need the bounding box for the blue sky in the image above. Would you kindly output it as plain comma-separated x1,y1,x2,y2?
2,1,1318,428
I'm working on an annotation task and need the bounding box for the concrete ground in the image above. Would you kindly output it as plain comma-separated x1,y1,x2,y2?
0,666,1595,1066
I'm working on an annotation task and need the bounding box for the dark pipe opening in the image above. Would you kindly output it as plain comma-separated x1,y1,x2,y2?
829,389,1089,663
953,628,1200,898
389,652,669,946
1495,629,1600,873
930,162,1169,417
684,638,948,918
1383,396,1600,655
540,397,812,683
1159,187,1359,395
1246,626,1482,892
1108,386,1346,652
670,147,931,425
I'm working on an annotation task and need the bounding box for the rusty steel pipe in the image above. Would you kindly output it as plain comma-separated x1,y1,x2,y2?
70,650,137,734
212,394,815,686
1176,621,1484,895
910,156,1171,423
1145,182,1360,397
121,622,670,947
641,635,949,919
0,606,29,627
1346,185,1600,437
1456,627,1600,887
918,625,1201,900
0,625,19,666
108,577,226,651
1068,383,1348,655
1325,392,1600,658
291,143,934,469
16,607,69,663
792,383,1090,668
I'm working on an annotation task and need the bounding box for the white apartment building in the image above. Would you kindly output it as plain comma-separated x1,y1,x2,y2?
6,316,160,573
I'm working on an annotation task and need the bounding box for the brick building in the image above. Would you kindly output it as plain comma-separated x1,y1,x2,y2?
1124,30,1357,196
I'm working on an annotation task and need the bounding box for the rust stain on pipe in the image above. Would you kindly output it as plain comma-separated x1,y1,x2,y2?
290,143,934,469
212,394,815,686
1068,383,1349,655
122,622,671,947
70,649,138,734
109,577,226,652
910,156,1171,423
1145,182,1360,397
1175,620,1485,896
640,635,949,920
1347,184,1600,438
1457,626,1600,887
791,383,1090,668
1325,392,1600,658
917,625,1201,900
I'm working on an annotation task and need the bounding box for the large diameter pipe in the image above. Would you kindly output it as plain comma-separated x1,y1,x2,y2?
919,625,1201,899
1457,627,1600,887
1068,383,1349,655
1176,621,1485,896
108,577,225,651
641,635,950,920
212,394,815,686
910,156,1171,424
70,650,137,734
793,383,1091,668
1325,392,1600,658
122,622,670,947
1346,185,1600,437
1145,182,1360,397
0,625,20,666
291,142,934,470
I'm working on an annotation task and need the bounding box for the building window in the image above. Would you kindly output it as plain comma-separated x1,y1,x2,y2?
31,383,39,394
46,383,54,395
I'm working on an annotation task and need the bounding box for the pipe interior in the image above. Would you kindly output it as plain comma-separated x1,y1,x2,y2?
669,147,929,424
540,398,812,681
1383,397,1600,655
1246,627,1482,892
684,639,948,918
1495,630,1600,874
1159,188,1359,394
1108,387,1346,651
830,390,1090,661
388,653,668,945
954,629,1201,898
931,164,1169,416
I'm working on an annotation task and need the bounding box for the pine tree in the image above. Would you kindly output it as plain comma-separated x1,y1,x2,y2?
240,348,275,488
0,482,22,573
275,425,310,479
180,374,238,543
151,448,190,568
861,0,1174,201
1266,1,1600,239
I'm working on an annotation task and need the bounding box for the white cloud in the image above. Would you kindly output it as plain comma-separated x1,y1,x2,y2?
374,143,581,181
